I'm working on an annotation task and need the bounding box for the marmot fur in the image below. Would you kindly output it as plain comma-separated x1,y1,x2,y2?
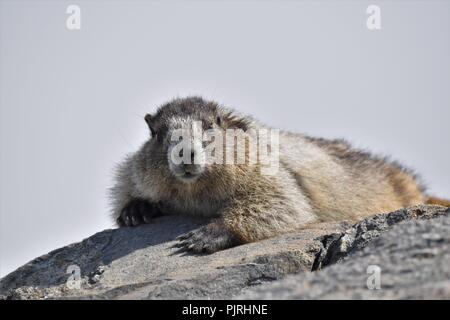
109,96,443,253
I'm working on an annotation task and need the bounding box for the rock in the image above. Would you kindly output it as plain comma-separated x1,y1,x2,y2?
312,204,449,270
0,205,448,300
239,206,450,299
0,216,343,299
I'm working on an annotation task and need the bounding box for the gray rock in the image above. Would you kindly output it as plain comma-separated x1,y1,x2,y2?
239,206,450,299
0,216,343,299
0,205,448,299
312,204,449,269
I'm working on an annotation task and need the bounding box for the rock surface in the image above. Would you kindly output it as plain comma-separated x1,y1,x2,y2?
240,211,450,299
0,205,448,299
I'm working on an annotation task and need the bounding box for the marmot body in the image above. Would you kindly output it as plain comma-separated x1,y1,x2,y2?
110,97,427,252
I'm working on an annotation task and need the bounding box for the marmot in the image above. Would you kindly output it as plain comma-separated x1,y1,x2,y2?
109,96,447,253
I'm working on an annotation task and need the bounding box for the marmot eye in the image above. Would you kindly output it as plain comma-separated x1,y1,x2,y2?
203,121,213,130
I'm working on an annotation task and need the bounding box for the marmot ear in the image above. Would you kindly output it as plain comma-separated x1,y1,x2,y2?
144,114,156,137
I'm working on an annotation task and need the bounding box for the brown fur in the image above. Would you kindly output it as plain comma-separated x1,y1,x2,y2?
426,197,450,207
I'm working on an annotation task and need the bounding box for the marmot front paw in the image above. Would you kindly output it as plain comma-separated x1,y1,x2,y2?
117,199,162,227
175,222,239,253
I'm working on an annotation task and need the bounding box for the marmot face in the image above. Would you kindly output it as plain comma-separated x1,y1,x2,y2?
144,97,249,186
164,116,215,184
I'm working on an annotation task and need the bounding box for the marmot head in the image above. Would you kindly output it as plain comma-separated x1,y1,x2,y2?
144,96,251,184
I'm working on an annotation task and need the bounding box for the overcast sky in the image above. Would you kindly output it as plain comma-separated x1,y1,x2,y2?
1,0,449,278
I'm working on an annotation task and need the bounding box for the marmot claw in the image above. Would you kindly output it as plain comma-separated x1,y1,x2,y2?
117,199,161,227
174,224,238,253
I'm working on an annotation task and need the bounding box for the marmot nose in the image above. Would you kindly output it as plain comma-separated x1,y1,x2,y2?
180,150,196,164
